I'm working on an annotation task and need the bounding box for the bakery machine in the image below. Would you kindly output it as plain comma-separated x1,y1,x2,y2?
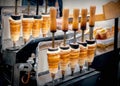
1,31,101,86
1,1,120,86
0,6,100,86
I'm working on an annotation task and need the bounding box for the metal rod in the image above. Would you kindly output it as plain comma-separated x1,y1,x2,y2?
62,70,65,80
89,26,94,40
52,32,55,48
74,31,76,43
71,68,74,76
80,66,83,73
24,39,27,44
64,32,66,46
13,41,16,48
28,0,30,15
52,78,55,86
81,30,84,42
62,74,65,80
45,0,48,14
88,62,91,71
15,0,18,15
36,0,39,15
114,18,118,51
51,73,55,86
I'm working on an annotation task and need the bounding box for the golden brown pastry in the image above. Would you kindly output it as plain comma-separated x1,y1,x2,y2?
9,17,21,42
94,26,120,40
79,45,87,66
87,43,96,63
47,48,60,74
60,46,71,70
95,28,108,39
70,47,80,68
41,15,50,37
22,18,34,42
32,19,42,38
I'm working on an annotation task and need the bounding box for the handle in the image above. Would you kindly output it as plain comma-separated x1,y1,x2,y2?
45,0,48,14
81,8,87,30
15,0,18,15
72,8,79,31
27,0,30,15
36,0,39,15
50,7,57,32
89,6,96,27
62,9,69,31
21,72,30,84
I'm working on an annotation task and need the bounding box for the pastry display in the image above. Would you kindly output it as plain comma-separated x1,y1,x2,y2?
86,26,120,40
95,27,114,40
95,27,114,48
2,3,120,85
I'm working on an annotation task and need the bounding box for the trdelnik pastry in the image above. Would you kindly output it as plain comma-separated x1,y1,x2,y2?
22,17,34,43
70,43,80,75
9,16,21,43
